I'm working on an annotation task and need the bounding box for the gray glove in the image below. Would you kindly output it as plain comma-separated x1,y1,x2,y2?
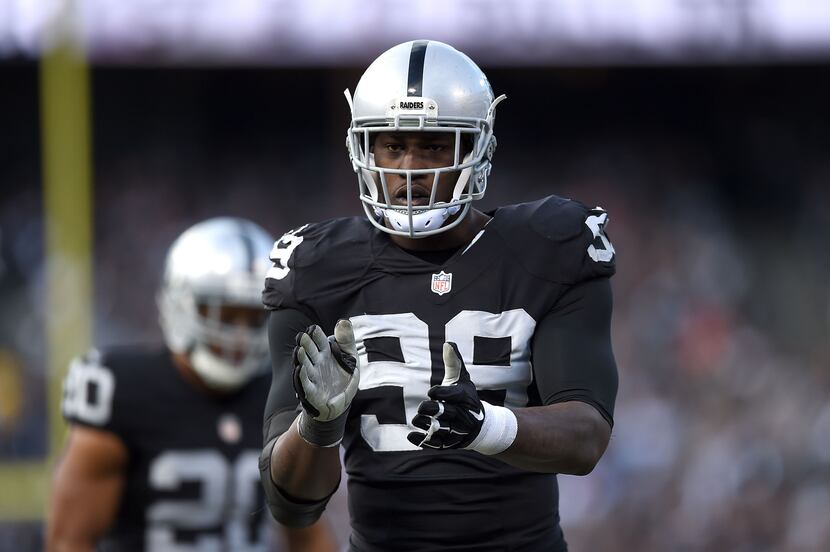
293,319,360,447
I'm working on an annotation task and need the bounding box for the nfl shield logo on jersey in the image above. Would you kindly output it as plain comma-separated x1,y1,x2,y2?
217,413,242,444
430,271,452,296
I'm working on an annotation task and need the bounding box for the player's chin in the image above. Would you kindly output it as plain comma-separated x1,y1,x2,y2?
207,345,245,365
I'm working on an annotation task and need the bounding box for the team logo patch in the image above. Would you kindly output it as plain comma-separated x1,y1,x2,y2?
430,271,453,296
217,413,242,444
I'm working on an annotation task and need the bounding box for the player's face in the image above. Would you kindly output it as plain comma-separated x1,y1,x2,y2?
196,304,267,363
372,132,468,206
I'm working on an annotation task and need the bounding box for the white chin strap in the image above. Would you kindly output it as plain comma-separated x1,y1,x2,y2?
376,205,461,233
189,344,253,391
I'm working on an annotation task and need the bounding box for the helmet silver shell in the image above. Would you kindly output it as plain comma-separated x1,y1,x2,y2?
345,40,506,238
157,217,272,391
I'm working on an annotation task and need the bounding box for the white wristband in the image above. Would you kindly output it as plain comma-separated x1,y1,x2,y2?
466,401,518,455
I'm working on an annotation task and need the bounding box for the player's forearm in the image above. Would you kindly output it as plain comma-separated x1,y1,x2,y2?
270,417,342,501
47,429,125,552
46,505,105,552
282,520,338,552
47,494,115,552
45,534,96,552
495,401,611,474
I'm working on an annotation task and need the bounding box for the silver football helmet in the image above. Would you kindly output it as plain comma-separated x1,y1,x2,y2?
345,40,506,238
157,217,272,391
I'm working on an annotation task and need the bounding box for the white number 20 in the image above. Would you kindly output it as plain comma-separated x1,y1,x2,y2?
146,450,267,552
62,352,115,426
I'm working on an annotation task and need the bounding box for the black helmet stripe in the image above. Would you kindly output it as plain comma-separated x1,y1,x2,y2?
236,220,256,274
407,40,429,97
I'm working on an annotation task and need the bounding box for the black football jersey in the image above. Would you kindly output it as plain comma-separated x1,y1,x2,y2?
263,195,616,552
62,347,272,552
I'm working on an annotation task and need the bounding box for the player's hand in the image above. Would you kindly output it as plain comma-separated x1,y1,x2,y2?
407,342,485,449
293,320,360,447
407,342,517,455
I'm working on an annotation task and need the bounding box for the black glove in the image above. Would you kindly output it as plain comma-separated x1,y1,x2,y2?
407,341,518,455
407,342,485,449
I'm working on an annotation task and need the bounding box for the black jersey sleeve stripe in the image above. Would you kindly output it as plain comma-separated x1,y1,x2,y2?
407,40,429,97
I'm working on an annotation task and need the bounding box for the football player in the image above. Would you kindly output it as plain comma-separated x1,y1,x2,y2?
261,41,619,551
47,218,335,552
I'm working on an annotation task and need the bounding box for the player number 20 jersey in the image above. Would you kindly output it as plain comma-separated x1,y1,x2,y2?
62,347,272,552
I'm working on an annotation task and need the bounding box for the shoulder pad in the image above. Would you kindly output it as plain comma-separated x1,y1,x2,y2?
62,347,164,432
494,195,616,284
262,217,372,322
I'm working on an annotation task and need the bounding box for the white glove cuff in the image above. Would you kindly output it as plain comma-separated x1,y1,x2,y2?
466,401,518,456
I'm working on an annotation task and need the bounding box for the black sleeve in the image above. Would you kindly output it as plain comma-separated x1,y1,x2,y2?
531,277,618,426
261,307,337,527
262,308,316,444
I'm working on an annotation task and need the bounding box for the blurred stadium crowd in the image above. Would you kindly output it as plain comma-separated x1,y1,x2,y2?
1,64,829,550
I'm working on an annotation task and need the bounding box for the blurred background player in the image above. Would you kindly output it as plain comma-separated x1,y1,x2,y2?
46,217,335,552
